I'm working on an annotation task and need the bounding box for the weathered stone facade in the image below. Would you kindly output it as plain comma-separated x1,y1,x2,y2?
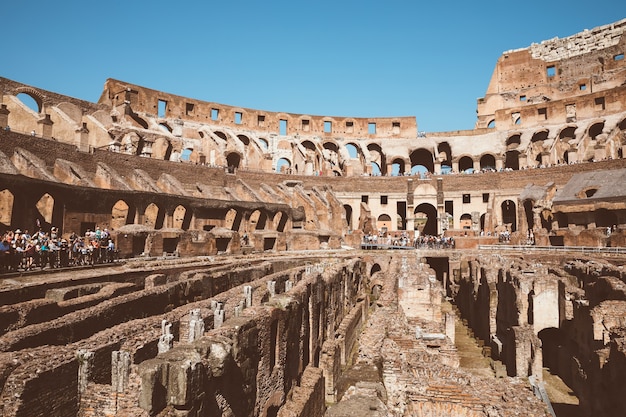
1,17,626,417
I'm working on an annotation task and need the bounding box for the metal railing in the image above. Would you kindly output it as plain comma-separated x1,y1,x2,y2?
478,244,626,255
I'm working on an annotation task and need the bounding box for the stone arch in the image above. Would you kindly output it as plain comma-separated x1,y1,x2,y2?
250,209,269,231
437,142,452,166
276,157,291,173
531,130,549,143
322,140,341,170
237,134,250,146
458,155,474,173
343,204,353,229
460,213,473,230
225,208,243,231
479,153,496,171
158,123,172,133
111,200,134,230
558,125,577,141
391,157,406,176
36,193,55,226
501,200,517,232
144,203,164,229
377,214,392,233
153,137,173,160
15,89,44,113
367,143,387,176
273,211,288,232
409,148,434,173
257,137,269,150
172,205,193,230
587,121,605,140
506,134,521,149
415,203,438,235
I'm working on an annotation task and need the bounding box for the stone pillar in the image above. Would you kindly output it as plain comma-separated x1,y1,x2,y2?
112,350,131,393
473,159,481,172
76,122,89,152
158,320,174,353
285,280,293,292
214,303,224,328
495,155,503,171
452,160,459,173
445,312,455,344
267,280,276,297
188,309,205,342
37,114,53,139
244,285,252,308
434,159,441,174
0,104,9,129
518,153,526,169
77,349,94,394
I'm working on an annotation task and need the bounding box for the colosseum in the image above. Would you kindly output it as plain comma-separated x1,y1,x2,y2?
1,18,625,417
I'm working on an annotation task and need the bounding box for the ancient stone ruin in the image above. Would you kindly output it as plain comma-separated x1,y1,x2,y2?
1,18,626,417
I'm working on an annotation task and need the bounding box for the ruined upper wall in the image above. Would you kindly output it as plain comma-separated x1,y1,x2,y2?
476,19,626,130
98,78,418,139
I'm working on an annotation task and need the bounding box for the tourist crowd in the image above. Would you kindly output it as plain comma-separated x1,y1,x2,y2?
362,232,455,249
0,226,118,273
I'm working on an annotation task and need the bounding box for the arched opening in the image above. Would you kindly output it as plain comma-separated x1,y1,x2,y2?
410,164,429,176
0,190,14,232
343,204,353,229
505,150,520,170
414,203,438,236
501,200,517,232
409,148,434,173
111,200,133,230
345,143,359,159
158,123,172,133
437,142,452,167
460,213,473,230
371,263,382,275
237,134,250,146
173,205,192,230
226,152,241,170
181,148,193,161
367,143,386,176
523,200,535,231
250,210,268,231
153,137,173,160
36,193,55,230
559,126,577,141
273,211,288,232
531,130,549,143
214,131,228,141
480,213,486,231
487,120,495,129
541,209,553,232
391,158,405,176
506,134,521,148
458,156,474,173
225,208,243,232
16,92,41,113
377,214,392,234
588,122,605,140
258,138,269,150
479,154,496,171
276,158,291,173
144,203,163,229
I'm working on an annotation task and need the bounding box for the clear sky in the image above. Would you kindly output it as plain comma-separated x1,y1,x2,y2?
2,1,623,132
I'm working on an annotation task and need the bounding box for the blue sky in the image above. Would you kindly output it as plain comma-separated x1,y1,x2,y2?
3,1,623,132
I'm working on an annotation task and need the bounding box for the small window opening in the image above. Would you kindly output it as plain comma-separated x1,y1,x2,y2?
392,122,400,134
185,103,194,116
235,112,242,124
381,195,388,205
547,65,556,77
482,193,489,203
211,108,219,121
279,119,287,135
538,107,547,120
158,100,167,118
595,97,605,110
302,119,310,131
520,95,527,102
614,53,624,61
368,122,376,134
463,194,471,204
361,195,369,204
257,115,265,127
324,121,332,133
346,121,354,133
579,84,587,91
